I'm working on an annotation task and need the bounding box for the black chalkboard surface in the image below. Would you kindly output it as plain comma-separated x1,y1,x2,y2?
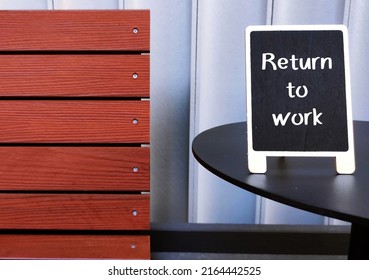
245,25,355,174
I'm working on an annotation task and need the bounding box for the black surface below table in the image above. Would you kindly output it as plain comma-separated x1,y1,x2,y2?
192,121,369,259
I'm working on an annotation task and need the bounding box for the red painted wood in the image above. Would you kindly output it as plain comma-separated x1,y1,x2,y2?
0,55,149,97
0,194,150,230
0,10,149,51
0,11,151,260
0,100,149,143
0,147,149,191
0,235,150,259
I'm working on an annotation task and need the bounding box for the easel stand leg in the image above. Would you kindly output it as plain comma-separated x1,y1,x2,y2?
336,153,355,174
248,152,267,173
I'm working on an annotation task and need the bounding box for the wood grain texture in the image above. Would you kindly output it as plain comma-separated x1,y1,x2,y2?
0,10,152,260
0,194,150,230
0,234,150,259
0,55,149,97
0,10,149,51
0,100,149,143
0,147,149,191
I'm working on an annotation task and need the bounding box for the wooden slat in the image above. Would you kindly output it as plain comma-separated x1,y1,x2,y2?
0,100,149,143
0,194,150,230
0,10,149,51
0,147,149,191
0,235,150,259
0,55,149,97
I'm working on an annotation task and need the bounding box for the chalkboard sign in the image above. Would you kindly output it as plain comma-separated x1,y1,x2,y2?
245,25,355,174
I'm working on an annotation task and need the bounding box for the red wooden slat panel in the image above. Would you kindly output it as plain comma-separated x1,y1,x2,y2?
0,194,150,230
0,55,149,97
0,10,149,51
0,100,149,143
0,235,150,259
0,147,149,191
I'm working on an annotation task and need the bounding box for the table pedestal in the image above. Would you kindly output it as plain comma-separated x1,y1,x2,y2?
348,223,369,259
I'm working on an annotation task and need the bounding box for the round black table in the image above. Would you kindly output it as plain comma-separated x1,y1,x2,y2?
192,121,369,259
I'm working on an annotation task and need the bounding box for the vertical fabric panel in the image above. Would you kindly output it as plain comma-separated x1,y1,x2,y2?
272,0,346,24
260,201,325,225
190,0,268,223
126,0,192,223
260,0,347,225
326,0,369,226
53,0,119,9
346,0,369,121
0,0,49,9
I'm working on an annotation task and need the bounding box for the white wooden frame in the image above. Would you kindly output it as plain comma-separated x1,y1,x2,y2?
245,25,355,174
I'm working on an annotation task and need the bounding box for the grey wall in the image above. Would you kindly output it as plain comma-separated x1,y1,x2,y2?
125,0,192,223
189,0,268,223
